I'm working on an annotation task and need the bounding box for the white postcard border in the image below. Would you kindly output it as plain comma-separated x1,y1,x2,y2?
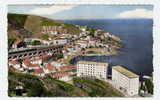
0,0,160,100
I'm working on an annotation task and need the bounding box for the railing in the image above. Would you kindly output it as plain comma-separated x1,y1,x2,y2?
9,45,63,53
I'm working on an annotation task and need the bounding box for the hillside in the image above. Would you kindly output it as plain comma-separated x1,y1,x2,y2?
8,72,124,97
8,13,81,47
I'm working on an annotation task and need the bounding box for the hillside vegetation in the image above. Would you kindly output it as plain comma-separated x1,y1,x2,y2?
8,13,81,47
8,72,124,97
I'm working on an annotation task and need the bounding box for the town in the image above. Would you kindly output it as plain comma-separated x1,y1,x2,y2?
8,18,152,97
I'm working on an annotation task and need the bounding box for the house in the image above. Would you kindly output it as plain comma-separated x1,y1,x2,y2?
104,32,110,38
24,38,51,46
77,61,108,80
53,37,67,45
66,46,78,53
59,34,72,39
41,26,67,34
112,66,139,96
80,28,86,32
38,53,51,60
30,56,42,65
9,60,21,69
51,61,66,67
22,58,40,70
32,68,45,77
79,26,87,32
12,40,25,49
9,66,24,73
9,60,24,71
88,38,97,47
59,65,76,71
75,40,88,48
44,63,56,73
52,72,71,81
59,65,76,75
79,31,87,37
40,39,51,45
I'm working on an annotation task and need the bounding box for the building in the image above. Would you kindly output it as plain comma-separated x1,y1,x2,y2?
30,57,42,65
44,63,56,73
75,40,88,48
22,58,40,70
32,68,45,77
53,37,68,45
77,61,108,80
52,72,71,81
41,26,67,34
51,61,66,67
24,38,51,45
88,38,97,47
12,40,26,49
112,66,139,96
9,60,24,71
9,60,21,69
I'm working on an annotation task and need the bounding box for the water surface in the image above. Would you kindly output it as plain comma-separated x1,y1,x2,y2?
63,19,153,76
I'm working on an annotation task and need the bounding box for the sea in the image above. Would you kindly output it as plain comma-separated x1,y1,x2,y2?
62,19,153,76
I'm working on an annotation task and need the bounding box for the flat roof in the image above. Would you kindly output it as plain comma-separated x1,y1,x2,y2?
112,66,139,78
77,61,108,66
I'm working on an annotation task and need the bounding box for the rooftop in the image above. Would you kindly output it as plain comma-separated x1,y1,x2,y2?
33,68,44,74
59,65,76,71
77,61,108,66
23,58,39,67
52,72,69,78
112,66,139,78
45,63,56,71
13,40,22,45
9,66,23,73
9,60,20,65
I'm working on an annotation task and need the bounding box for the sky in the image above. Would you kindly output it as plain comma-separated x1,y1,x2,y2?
8,5,153,20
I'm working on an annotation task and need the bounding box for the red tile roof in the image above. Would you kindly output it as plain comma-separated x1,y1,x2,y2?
31,56,42,61
23,58,39,67
33,68,44,74
13,40,22,45
9,66,23,73
90,38,97,41
52,72,68,78
40,53,50,59
54,37,66,40
9,60,20,65
37,38,51,42
59,65,76,71
45,63,56,71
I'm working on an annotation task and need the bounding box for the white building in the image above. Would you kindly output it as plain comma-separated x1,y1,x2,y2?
9,60,24,71
75,40,88,48
112,66,139,96
12,40,22,49
43,63,56,73
32,68,45,77
30,57,42,65
77,61,108,80
88,38,97,47
51,61,66,67
22,58,40,70
24,38,51,45
53,37,67,45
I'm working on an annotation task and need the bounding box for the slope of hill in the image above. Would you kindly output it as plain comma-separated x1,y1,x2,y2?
8,72,124,97
8,13,81,37
8,13,81,47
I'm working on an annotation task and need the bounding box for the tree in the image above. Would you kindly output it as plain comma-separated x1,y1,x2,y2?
145,79,154,94
42,34,49,39
56,53,64,59
31,40,41,45
8,37,16,48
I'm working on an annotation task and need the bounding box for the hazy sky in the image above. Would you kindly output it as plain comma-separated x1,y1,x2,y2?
8,5,153,20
